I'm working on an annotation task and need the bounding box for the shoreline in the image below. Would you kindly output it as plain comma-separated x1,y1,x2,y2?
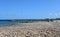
0,22,60,37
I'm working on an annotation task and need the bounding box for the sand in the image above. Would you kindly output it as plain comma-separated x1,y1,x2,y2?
0,22,60,37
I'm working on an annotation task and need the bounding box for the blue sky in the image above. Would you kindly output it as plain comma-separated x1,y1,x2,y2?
0,0,60,19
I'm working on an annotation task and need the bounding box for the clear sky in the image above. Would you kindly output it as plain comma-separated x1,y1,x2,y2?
0,0,60,19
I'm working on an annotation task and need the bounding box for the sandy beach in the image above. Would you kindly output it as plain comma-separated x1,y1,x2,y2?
0,21,60,37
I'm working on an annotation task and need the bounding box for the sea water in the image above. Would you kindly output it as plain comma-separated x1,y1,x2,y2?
0,21,19,26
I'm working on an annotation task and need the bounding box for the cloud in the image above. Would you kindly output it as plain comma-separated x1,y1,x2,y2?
49,12,60,18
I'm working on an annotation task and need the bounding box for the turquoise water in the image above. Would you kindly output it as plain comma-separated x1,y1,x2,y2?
0,21,19,26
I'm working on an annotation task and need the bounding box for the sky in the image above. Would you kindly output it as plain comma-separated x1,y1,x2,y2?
0,0,60,19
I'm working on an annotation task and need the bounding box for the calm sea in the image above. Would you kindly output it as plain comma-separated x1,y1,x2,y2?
0,21,19,26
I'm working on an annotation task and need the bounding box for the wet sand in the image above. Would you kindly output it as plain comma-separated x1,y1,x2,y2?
0,22,60,37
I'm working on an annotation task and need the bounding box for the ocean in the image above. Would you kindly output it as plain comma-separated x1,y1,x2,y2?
0,21,19,26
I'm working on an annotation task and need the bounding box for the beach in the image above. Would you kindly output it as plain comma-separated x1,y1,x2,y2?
0,22,60,37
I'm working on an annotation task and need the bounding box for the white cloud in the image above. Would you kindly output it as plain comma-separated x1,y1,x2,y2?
49,12,60,18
